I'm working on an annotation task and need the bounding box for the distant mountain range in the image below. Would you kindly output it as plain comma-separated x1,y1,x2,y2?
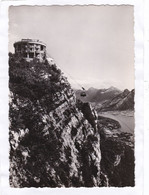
75,86,121,103
99,89,134,111
75,87,134,111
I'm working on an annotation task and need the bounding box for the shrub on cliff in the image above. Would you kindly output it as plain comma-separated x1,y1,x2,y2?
9,55,68,102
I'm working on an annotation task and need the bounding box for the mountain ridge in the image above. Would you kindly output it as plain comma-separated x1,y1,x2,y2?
75,86,121,103
75,86,134,111
99,89,134,111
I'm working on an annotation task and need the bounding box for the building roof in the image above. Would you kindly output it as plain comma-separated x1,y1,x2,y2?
14,39,46,47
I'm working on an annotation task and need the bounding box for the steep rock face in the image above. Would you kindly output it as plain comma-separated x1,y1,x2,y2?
9,56,101,187
99,89,134,111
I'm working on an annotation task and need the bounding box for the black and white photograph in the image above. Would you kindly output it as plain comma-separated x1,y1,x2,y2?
9,5,135,188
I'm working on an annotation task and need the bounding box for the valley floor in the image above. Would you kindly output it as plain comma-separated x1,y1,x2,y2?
98,110,134,134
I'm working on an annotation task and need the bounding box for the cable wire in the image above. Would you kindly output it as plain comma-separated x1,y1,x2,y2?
46,52,85,90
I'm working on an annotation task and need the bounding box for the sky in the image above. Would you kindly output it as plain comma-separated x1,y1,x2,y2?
9,5,134,90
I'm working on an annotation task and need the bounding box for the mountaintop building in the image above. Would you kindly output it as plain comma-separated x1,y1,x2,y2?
14,39,46,62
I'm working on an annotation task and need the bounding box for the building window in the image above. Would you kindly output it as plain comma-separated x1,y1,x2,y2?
29,53,34,58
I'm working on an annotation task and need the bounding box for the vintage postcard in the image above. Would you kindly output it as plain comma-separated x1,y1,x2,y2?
0,1,144,195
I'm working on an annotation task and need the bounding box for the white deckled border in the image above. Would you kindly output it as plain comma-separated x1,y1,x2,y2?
0,0,144,195
144,0,149,195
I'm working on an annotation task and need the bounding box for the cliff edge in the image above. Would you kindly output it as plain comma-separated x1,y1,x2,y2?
9,55,102,187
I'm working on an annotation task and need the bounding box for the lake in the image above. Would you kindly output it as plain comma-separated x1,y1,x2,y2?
98,110,134,134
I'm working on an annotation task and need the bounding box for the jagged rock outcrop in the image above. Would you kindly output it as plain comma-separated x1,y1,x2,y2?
9,56,102,187
99,89,135,111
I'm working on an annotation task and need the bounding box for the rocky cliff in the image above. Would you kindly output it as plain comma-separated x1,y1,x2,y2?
9,56,102,187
